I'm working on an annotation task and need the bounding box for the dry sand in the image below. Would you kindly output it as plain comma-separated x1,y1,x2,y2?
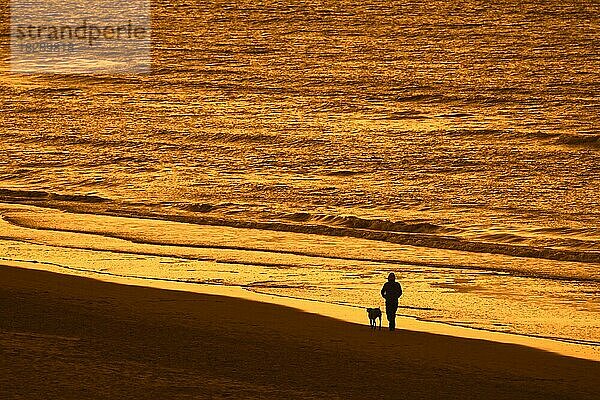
1,264,598,399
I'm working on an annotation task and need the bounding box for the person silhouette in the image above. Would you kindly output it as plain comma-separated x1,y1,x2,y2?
381,272,402,331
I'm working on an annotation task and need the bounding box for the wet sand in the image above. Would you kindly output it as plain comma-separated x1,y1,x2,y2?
1,264,599,399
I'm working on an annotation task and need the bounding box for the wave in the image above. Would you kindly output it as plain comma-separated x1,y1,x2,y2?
324,170,364,176
178,202,239,213
379,110,430,120
436,112,474,118
1,188,600,266
472,232,527,244
306,213,461,235
0,189,108,204
555,133,600,148
184,131,324,147
533,226,600,236
443,129,600,149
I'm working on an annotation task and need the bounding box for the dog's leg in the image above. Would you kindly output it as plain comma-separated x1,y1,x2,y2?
378,316,381,330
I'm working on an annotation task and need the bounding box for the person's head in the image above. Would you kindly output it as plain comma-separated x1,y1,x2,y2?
387,272,396,282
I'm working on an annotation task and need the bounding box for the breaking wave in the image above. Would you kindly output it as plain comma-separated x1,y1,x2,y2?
1,189,600,266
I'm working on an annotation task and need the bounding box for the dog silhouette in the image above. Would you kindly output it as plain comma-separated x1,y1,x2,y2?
366,307,382,330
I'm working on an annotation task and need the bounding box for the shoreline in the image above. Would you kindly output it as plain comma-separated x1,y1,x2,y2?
2,195,600,266
4,259,599,362
1,263,599,399
1,201,598,353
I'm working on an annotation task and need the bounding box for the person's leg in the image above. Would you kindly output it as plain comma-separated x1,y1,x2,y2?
386,305,397,331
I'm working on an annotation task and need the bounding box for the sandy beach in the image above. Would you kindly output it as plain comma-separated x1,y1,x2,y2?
1,264,598,400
